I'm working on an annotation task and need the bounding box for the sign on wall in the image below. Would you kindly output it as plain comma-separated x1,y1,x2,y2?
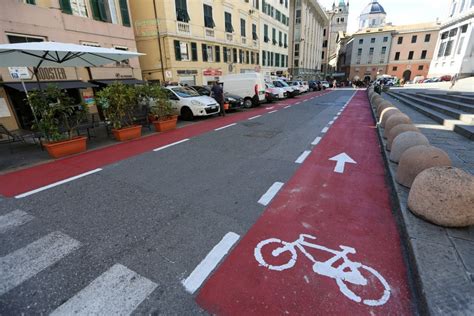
8,67,32,80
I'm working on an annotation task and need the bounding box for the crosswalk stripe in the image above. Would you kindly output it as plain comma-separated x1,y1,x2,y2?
0,231,81,296
50,264,157,316
0,210,34,234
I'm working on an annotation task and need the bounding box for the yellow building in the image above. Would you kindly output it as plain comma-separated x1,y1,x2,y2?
130,0,263,85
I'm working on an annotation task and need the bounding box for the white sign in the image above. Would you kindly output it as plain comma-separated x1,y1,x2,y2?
165,70,173,79
254,234,391,306
329,152,357,173
8,67,32,80
0,98,12,118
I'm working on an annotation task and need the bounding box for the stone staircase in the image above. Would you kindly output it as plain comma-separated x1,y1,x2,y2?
386,90,474,140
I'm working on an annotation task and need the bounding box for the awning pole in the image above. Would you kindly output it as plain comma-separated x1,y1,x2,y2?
20,79,40,126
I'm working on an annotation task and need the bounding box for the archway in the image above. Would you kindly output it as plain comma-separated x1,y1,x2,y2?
403,70,412,82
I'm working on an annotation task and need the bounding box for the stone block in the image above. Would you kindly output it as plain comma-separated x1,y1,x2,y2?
380,107,401,127
383,113,412,139
387,124,420,151
390,131,430,162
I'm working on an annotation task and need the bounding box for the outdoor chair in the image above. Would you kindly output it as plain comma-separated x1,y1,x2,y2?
0,123,40,152
77,113,101,139
133,106,152,131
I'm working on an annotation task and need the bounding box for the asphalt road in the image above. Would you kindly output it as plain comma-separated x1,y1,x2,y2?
0,90,355,314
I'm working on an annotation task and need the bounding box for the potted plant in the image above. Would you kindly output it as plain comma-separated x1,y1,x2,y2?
29,85,88,159
97,82,141,141
137,84,177,132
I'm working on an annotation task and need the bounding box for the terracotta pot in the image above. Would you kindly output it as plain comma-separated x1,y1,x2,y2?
153,116,178,132
44,136,87,159
112,125,142,141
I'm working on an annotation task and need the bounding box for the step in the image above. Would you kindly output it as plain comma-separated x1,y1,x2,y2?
415,93,474,113
386,92,474,141
399,93,474,124
420,92,474,105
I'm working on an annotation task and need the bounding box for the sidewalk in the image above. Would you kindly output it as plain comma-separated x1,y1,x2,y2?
375,92,474,315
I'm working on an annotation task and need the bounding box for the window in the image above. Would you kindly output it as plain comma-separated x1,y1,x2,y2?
341,18,344,22
381,46,386,54
397,36,403,44
295,9,301,24
175,0,190,22
275,53,280,67
119,0,130,26
272,28,277,45
252,24,258,40
392,66,398,71
369,47,374,55
383,36,388,42
321,51,325,59
90,0,111,22
246,51,250,64
294,43,299,57
241,19,246,37
323,29,326,36
264,25,269,42
251,52,255,64
284,33,287,48
371,38,375,43
438,42,447,57
408,51,414,60
59,0,73,14
449,28,458,37
201,44,211,62
359,39,363,44
424,34,431,42
461,24,468,33
262,50,266,66
444,40,454,56
191,43,198,61
215,45,220,62
441,31,448,39
279,31,282,46
25,0,36,4
394,52,400,60
225,12,233,32
411,35,417,43
174,40,184,61
7,34,44,43
420,50,427,59
233,48,237,62
203,4,215,28
223,47,228,62
457,37,465,54
418,65,424,70
357,48,362,56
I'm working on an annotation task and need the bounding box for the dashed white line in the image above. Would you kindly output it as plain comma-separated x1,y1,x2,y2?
182,232,240,294
268,110,278,114
265,106,274,110
295,150,312,164
15,168,103,199
214,123,237,131
153,138,189,152
311,137,322,145
0,210,34,234
321,127,329,133
248,115,262,120
328,120,334,125
296,102,301,105
284,105,291,109
258,182,284,206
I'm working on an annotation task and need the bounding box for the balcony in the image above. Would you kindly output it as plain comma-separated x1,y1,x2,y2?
253,40,258,48
177,21,190,35
241,37,247,45
205,28,215,39
226,33,233,42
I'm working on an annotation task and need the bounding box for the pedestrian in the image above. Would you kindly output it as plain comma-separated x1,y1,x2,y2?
211,81,225,117
450,73,458,89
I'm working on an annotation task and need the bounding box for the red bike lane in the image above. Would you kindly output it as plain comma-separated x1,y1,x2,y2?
0,90,330,198
197,91,412,315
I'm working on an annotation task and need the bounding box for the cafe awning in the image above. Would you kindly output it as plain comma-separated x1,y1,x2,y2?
92,78,145,86
2,80,98,91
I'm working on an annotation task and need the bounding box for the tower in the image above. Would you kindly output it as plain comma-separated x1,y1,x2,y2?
327,1,349,64
359,0,387,29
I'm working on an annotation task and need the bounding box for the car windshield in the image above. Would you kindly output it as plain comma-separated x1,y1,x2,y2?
278,81,290,87
171,87,200,98
266,83,275,88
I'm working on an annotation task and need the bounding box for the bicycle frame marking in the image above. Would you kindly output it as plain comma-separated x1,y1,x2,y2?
254,234,391,306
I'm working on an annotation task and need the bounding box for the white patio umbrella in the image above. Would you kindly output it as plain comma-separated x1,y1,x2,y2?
0,41,144,125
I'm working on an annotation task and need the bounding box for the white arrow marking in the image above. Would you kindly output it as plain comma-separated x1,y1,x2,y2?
329,153,357,173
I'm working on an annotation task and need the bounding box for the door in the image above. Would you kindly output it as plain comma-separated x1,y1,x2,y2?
402,70,412,82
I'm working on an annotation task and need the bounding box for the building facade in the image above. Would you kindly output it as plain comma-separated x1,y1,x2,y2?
358,0,386,30
130,0,263,86
387,23,440,82
288,0,328,80
428,0,474,78
322,0,349,76
0,0,140,131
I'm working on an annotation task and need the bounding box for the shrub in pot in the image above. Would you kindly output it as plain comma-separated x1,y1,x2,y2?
137,84,177,132
29,85,88,158
97,82,142,141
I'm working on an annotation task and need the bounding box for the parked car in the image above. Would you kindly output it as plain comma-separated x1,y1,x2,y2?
191,85,244,110
301,81,310,92
273,79,299,97
265,83,287,99
439,75,452,82
220,73,266,108
308,80,322,91
288,81,307,93
320,81,330,89
164,86,219,121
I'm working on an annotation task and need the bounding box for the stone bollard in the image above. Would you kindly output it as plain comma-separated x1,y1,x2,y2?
389,131,429,163
376,101,393,117
371,95,383,107
396,145,452,187
383,113,412,138
386,124,420,151
408,167,474,227
380,107,401,127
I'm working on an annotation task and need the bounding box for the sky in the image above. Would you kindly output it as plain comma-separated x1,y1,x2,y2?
318,0,451,33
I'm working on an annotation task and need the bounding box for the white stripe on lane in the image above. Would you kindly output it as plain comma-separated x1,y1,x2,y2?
0,210,34,234
333,116,338,120
296,102,301,105
268,110,278,114
15,168,103,199
265,106,274,110
51,264,157,316
258,182,284,206
248,115,262,120
284,105,291,109
321,126,329,133
311,137,322,145
182,232,240,294
153,139,189,152
0,232,81,296
328,120,334,125
295,150,311,164
214,123,237,131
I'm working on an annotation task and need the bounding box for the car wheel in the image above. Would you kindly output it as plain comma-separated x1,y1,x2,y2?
244,98,253,108
181,107,194,121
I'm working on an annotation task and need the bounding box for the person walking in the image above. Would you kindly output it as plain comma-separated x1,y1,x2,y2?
211,81,225,117
450,73,459,89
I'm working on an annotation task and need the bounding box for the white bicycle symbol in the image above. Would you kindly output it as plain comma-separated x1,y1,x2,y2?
254,234,391,306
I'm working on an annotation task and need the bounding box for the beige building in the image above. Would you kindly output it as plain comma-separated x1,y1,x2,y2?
288,0,328,80
387,23,440,82
130,0,263,86
0,0,141,131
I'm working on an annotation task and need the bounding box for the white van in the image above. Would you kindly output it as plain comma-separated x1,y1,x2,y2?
220,73,266,108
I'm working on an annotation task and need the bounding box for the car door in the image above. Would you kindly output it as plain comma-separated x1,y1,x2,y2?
165,89,181,115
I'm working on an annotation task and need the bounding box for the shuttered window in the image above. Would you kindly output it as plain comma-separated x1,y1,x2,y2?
203,5,215,28
119,0,130,26
240,19,246,37
174,40,182,61
223,47,228,63
175,0,190,22
202,44,208,62
225,12,233,33
90,0,110,22
191,42,198,61
59,0,72,14
215,46,221,62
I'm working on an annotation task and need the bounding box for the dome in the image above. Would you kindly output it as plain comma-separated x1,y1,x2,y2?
361,0,386,15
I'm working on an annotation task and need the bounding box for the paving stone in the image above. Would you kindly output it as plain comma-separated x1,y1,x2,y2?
450,237,474,275
447,226,474,242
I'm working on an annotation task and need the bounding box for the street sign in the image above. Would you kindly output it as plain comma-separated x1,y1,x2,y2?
165,70,172,79
8,67,31,80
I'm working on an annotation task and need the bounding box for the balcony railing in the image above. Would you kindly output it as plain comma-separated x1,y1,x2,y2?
177,21,190,35
205,28,215,38
241,37,247,45
253,40,258,47
226,33,233,42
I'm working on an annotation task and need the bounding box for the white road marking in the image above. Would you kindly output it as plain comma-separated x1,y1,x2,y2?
296,102,301,105
258,182,284,206
311,137,322,145
248,115,262,120
268,110,278,114
333,116,338,120
182,232,240,294
328,120,334,125
153,139,189,152
0,232,81,296
50,264,157,316
214,123,237,131
329,152,357,174
321,127,329,133
284,105,291,109
0,210,34,234
15,168,103,199
295,150,312,164
337,111,342,115
265,106,274,110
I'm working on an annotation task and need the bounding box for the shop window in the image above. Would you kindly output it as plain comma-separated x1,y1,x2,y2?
175,0,190,22
203,4,215,28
